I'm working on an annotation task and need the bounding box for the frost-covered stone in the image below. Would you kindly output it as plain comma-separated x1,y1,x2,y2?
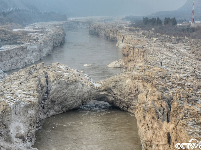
107,59,124,68
0,22,66,72
0,63,97,150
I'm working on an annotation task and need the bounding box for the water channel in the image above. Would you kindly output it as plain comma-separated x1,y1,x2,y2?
31,28,141,150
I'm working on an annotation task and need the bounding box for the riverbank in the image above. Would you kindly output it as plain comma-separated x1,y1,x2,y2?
0,22,66,72
90,22,201,150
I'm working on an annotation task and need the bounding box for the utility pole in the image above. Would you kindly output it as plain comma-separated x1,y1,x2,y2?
192,0,195,24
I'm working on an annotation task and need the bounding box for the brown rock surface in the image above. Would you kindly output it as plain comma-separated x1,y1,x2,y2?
91,22,201,150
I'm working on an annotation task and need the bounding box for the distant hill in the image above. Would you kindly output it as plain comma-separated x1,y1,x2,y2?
0,0,38,11
0,0,67,25
152,0,201,21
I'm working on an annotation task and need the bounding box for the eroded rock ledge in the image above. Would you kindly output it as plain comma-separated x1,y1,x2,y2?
0,22,66,72
90,22,201,150
0,63,97,150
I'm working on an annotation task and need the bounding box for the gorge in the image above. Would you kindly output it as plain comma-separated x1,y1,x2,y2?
0,18,201,150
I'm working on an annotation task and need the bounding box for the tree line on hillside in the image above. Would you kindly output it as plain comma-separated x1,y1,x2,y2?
143,17,177,26
0,8,67,25
123,15,201,39
0,8,38,17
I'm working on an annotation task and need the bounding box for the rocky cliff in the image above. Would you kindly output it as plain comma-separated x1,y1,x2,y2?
90,22,201,150
0,63,97,150
0,22,66,72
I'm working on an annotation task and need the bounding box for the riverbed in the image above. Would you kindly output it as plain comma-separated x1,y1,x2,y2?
31,28,141,150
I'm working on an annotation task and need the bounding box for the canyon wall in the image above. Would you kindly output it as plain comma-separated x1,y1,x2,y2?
91,23,201,150
1,20,200,150
0,63,98,150
0,22,66,72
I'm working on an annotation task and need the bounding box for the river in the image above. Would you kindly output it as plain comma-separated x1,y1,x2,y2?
36,28,123,81
32,28,141,150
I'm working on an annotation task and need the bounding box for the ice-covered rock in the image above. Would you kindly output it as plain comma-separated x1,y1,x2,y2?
107,59,124,68
0,22,66,72
0,63,97,150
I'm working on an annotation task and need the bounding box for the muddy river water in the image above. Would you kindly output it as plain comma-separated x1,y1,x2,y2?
32,28,141,150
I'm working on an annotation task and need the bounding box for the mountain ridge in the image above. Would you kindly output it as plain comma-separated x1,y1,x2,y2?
152,0,201,21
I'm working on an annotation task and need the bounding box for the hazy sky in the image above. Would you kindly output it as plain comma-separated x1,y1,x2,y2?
142,0,187,12
65,0,188,16
20,0,189,17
